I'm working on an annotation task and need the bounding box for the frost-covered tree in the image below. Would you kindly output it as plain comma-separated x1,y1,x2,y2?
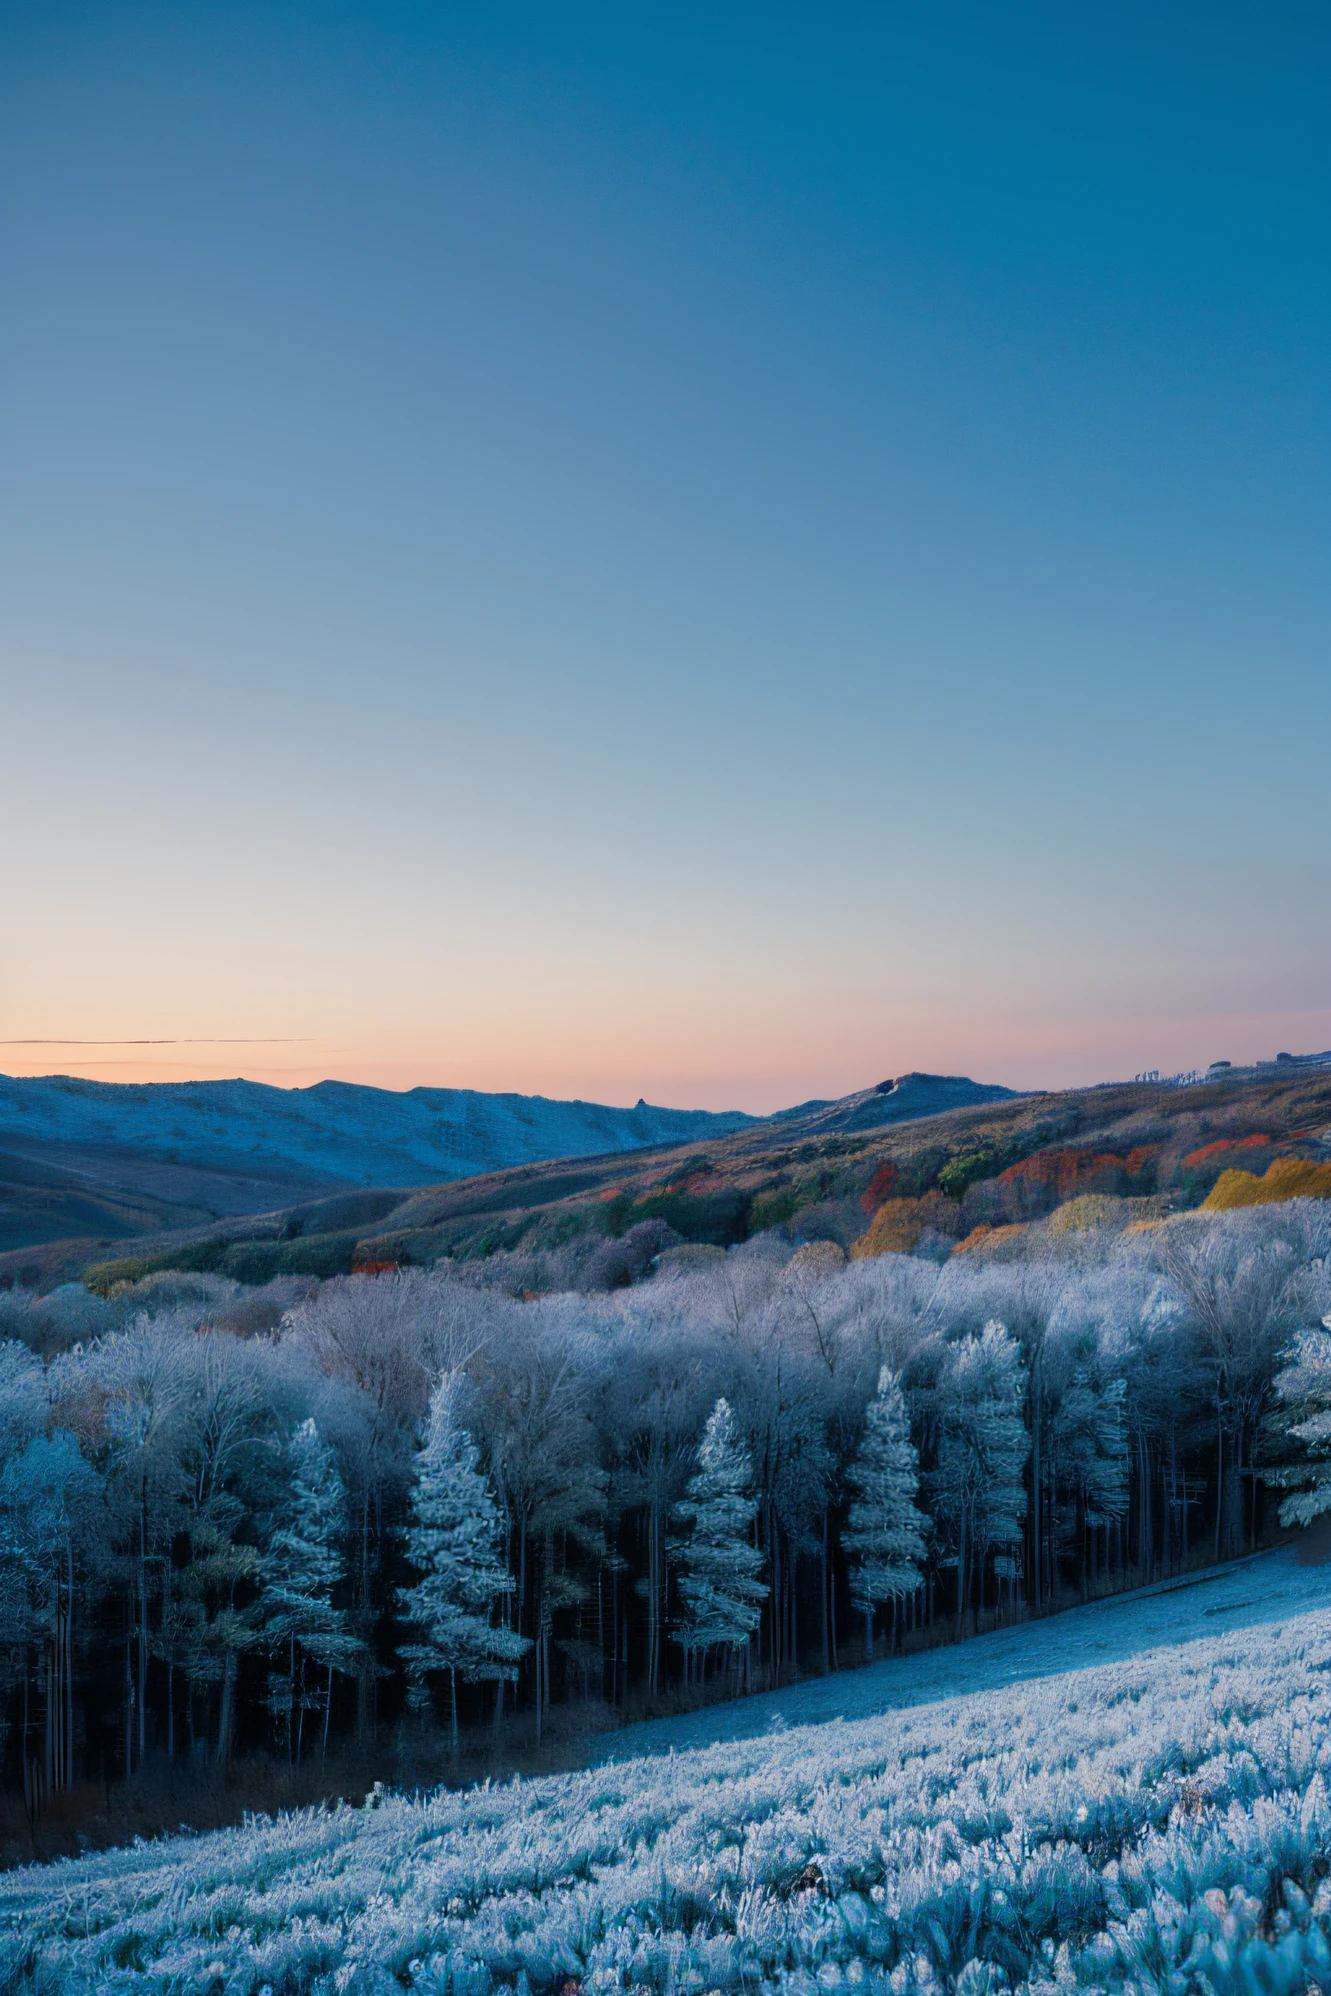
1164,1223,1302,1555
0,1344,50,1712
287,1269,485,1740
608,1333,715,1703
398,1373,528,1752
932,1320,1029,1631
1048,1364,1129,1578
164,1329,275,1766
672,1397,767,1672
1268,1314,1331,1526
81,1314,190,1773
844,1367,927,1657
263,1419,361,1764
480,1317,606,1739
0,1430,99,1798
738,1312,835,1680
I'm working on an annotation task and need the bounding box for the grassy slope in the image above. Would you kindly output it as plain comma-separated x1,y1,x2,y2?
0,1137,346,1256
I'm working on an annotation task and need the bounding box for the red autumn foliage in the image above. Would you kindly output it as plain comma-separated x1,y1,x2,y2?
860,1161,900,1214
996,1146,1159,1206
1180,1134,1274,1170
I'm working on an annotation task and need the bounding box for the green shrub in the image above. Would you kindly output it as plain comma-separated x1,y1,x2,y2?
603,1191,636,1238
748,1186,800,1232
84,1237,236,1294
630,1189,752,1246
939,1151,998,1200
218,1241,287,1284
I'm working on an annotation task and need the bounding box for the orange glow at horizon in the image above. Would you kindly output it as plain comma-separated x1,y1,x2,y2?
4,1002,1331,1114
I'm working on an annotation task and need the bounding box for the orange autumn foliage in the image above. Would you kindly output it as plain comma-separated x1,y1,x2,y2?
851,1192,952,1259
952,1222,1028,1258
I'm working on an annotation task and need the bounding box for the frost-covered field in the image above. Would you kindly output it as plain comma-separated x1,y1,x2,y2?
5,1555,1331,1996
606,1547,1331,1759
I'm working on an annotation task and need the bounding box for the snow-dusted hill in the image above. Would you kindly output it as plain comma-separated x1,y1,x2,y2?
0,1074,756,1197
5,1547,1331,1993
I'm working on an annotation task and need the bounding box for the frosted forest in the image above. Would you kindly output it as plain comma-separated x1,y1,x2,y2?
4,1199,1331,1991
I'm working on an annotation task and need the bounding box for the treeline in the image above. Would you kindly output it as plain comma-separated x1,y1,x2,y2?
3,1199,1331,1808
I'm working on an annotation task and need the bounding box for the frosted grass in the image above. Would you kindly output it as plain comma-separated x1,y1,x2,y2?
4,1555,1331,1995
606,1545,1331,1758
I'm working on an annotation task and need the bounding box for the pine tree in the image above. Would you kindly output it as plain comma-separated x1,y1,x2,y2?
1268,1315,1331,1526
263,1419,360,1765
843,1367,927,1658
931,1320,1029,1633
398,1373,528,1753
672,1397,767,1673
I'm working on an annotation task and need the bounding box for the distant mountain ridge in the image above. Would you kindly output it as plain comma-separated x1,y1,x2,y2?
0,1074,758,1254
0,1073,757,1186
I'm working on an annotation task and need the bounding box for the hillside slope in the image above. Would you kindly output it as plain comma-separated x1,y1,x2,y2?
0,1073,761,1256
7,1064,1330,1294
4,1546,1330,1993
604,1542,1327,1758
0,1070,1017,1278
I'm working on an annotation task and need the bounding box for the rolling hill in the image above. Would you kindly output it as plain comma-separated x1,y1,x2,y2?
0,1073,765,1258
5,1059,1330,1296
3,1061,1330,1295
0,1070,1017,1279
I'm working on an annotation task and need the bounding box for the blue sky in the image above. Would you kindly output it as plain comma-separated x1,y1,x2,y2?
1,2,1327,1108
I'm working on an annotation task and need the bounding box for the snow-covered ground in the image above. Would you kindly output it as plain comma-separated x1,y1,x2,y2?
601,1547,1331,1759
0,1075,756,1190
4,1548,1331,1994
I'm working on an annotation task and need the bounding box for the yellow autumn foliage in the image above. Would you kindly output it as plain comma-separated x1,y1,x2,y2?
784,1240,847,1280
1202,1157,1331,1210
1047,1193,1173,1235
1046,1195,1127,1234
